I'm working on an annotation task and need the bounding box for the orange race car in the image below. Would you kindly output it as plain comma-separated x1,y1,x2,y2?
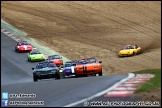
75,57,102,77
48,55,63,67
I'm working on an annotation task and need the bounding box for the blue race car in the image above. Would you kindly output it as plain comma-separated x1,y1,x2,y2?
62,60,77,78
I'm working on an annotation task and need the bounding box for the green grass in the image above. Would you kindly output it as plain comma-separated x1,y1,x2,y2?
134,68,161,93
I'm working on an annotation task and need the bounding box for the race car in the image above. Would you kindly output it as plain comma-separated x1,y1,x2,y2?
75,57,102,77
28,49,46,62
62,60,77,78
15,41,32,52
32,61,60,82
119,45,142,57
48,55,63,67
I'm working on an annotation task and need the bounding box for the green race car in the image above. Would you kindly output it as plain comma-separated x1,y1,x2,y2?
28,49,46,62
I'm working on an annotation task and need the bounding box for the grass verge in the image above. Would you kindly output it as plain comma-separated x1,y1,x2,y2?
134,68,161,93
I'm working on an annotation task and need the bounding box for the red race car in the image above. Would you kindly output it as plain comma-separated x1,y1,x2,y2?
75,57,102,77
15,41,33,52
48,55,63,67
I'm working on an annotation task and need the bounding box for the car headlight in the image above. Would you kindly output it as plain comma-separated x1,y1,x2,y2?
59,69,63,72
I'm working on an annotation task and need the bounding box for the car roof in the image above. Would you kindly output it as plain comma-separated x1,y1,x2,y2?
31,49,41,52
65,60,77,63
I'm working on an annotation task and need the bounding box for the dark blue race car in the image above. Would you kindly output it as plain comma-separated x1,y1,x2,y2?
62,60,77,78
32,61,60,82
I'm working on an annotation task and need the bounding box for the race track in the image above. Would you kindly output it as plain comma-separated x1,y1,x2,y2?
1,32,139,107
1,33,38,85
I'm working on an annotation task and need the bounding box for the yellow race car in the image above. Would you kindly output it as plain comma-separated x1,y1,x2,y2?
119,45,142,57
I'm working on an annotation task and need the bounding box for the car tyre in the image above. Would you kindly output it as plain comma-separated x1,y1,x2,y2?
99,70,102,76
131,52,135,57
75,72,78,78
33,76,38,82
16,48,20,53
55,72,60,80
59,72,65,79
62,73,65,79
15,47,17,52
28,57,30,61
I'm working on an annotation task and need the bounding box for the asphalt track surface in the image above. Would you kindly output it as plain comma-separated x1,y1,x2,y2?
1,33,139,107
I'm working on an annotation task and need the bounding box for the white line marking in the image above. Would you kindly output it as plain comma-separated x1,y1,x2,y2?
63,73,135,107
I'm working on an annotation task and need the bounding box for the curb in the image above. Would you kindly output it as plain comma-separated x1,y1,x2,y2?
103,73,155,97
63,73,135,107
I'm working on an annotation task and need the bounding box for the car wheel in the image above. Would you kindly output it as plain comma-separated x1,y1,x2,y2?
75,72,78,78
17,49,20,53
99,71,102,76
28,57,30,61
84,74,88,77
55,72,60,80
62,73,65,79
15,47,17,52
33,76,38,82
59,72,65,79
132,52,135,56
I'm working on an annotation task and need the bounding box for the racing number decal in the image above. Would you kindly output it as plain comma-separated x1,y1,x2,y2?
71,66,75,73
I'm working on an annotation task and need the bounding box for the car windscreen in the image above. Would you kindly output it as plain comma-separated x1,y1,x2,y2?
36,62,46,69
48,62,57,67
124,46,134,49
30,51,41,55
65,63,72,67
77,58,97,64
48,55,60,59
36,62,56,69
20,42,29,45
